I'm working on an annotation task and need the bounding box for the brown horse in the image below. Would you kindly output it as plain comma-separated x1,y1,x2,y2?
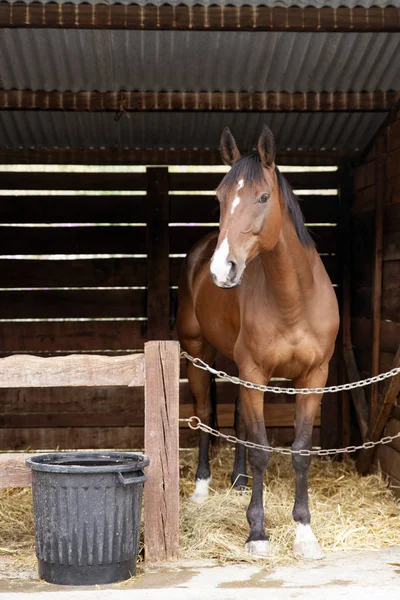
177,126,339,558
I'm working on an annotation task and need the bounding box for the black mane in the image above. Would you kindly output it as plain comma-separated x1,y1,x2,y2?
219,153,315,248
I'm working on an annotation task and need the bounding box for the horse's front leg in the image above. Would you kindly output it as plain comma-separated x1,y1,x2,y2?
240,381,271,556
292,367,328,559
231,394,248,490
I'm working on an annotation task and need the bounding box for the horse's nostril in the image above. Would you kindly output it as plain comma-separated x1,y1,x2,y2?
228,260,237,277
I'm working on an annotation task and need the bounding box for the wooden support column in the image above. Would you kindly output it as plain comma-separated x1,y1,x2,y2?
370,132,388,428
340,162,369,443
146,167,170,340
144,341,180,562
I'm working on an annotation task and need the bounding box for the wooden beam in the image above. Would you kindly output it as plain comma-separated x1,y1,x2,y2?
144,340,180,562
1,90,397,112
0,353,145,387
370,131,388,428
0,147,353,167
0,172,146,190
0,169,338,190
0,5,398,31
146,167,170,340
340,163,369,442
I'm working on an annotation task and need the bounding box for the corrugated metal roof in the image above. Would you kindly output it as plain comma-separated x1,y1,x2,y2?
0,111,386,151
0,0,395,6
1,30,399,94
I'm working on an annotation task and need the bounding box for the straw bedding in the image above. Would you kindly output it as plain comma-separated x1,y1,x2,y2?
0,446,399,571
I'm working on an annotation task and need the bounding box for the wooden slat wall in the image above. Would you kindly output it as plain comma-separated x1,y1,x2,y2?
0,167,339,450
352,115,400,486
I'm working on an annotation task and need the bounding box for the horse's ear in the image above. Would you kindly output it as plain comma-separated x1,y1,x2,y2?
257,125,276,168
220,128,241,166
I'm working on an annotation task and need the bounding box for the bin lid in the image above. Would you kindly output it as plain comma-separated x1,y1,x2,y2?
26,451,150,474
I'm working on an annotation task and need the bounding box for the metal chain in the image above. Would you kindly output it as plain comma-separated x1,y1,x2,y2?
181,351,400,395
179,416,400,456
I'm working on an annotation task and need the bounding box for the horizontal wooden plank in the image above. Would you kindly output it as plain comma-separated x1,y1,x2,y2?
0,147,353,167
0,258,147,288
0,172,147,191
0,5,398,32
0,426,320,456
0,226,146,255
0,321,146,352
0,422,314,453
0,171,337,193
170,195,338,224
0,289,147,319
375,444,400,483
170,225,338,254
351,318,400,355
0,353,144,388
170,254,339,285
0,381,297,415
0,426,321,486
169,171,339,191
2,90,397,113
0,402,312,429
0,195,146,224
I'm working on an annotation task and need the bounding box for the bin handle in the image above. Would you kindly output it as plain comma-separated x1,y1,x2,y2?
118,470,146,485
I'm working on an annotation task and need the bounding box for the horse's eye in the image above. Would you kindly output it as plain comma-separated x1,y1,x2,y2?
258,193,270,204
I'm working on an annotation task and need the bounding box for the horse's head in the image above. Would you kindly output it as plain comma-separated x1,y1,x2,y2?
210,126,281,288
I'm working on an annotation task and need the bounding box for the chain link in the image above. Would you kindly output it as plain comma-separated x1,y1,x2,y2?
181,351,400,395
179,416,400,456
180,352,400,456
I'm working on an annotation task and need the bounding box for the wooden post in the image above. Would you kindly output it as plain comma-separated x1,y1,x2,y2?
370,132,387,429
146,167,170,340
144,340,180,562
340,162,369,444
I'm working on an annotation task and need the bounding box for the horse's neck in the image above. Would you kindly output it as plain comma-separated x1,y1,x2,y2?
259,217,314,319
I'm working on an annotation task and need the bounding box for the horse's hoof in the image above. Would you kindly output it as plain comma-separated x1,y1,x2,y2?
190,477,211,504
231,473,248,491
245,540,271,557
293,524,324,560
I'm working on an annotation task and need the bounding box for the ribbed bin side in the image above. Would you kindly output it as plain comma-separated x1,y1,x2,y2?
32,471,143,569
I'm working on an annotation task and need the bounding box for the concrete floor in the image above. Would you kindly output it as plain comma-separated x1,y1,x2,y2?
1,547,399,599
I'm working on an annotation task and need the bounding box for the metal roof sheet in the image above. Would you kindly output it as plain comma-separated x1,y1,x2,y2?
0,111,386,152
1,30,399,94
0,0,396,6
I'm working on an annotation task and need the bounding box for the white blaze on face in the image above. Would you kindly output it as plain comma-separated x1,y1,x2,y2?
231,178,244,215
210,235,231,283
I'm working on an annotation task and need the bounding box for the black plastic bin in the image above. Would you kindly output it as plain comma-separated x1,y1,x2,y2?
26,451,150,586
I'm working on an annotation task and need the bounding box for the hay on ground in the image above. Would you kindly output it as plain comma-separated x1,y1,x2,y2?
179,446,400,565
0,446,399,571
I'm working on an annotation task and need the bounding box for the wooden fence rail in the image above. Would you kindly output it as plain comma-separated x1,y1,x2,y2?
0,341,180,563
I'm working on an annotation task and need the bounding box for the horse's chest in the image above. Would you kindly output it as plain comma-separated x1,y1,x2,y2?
243,327,324,378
